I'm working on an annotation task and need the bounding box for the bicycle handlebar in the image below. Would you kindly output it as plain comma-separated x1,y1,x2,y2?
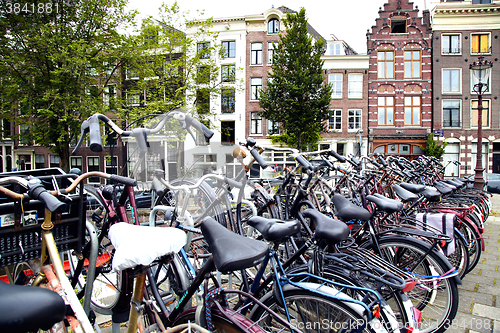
72,110,214,155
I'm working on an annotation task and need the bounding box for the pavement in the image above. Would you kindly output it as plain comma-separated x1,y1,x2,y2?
96,194,500,333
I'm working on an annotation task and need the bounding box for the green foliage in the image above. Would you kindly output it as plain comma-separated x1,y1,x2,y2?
0,0,136,171
420,134,448,158
258,8,332,152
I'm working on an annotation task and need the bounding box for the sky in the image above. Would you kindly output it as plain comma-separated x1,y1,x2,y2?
126,0,430,54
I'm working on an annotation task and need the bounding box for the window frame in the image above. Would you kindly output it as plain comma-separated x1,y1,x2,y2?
442,68,462,94
377,50,394,79
404,96,421,126
197,42,210,59
221,121,235,145
441,33,461,55
221,64,236,82
221,40,236,58
347,73,363,99
471,99,490,129
250,42,263,65
404,49,421,79
328,73,343,99
221,87,236,114
347,109,362,132
268,18,280,34
377,96,394,126
87,156,100,183
250,77,263,101
250,112,262,135
328,109,342,131
471,32,491,55
442,99,461,128
267,42,275,65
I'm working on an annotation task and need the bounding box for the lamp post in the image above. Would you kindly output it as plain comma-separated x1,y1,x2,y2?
470,56,493,189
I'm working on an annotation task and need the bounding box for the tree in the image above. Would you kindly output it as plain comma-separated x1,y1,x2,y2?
0,0,136,172
258,8,332,151
420,134,448,159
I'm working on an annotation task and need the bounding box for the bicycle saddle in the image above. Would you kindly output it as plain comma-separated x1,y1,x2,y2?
331,194,373,222
445,179,464,189
302,208,350,244
392,184,419,202
366,194,403,214
399,182,426,193
247,217,301,242
421,187,442,202
201,217,268,273
109,222,187,272
0,281,66,332
433,181,454,195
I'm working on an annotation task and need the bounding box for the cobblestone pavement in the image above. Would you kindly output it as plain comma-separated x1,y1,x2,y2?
448,193,500,333
98,194,500,333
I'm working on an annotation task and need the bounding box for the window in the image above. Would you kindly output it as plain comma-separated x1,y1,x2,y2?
19,124,30,145
221,121,235,144
2,119,11,139
471,142,489,174
328,109,342,131
70,157,82,171
471,33,490,54
337,143,346,156
391,19,407,33
127,91,141,106
404,96,421,126
126,67,139,80
104,85,116,108
378,96,394,126
328,43,342,55
251,43,263,65
250,112,262,135
49,155,60,168
35,154,45,169
87,157,100,183
197,42,210,59
471,99,490,128
18,154,31,171
221,64,235,82
222,40,236,58
404,50,421,78
105,156,118,175
267,42,275,65
268,18,280,34
250,78,262,100
472,0,491,4
196,89,210,113
442,34,461,54
328,74,342,98
443,100,461,127
378,51,394,79
196,66,210,84
348,109,361,131
348,74,362,98
267,120,280,135
442,69,461,94
221,87,235,113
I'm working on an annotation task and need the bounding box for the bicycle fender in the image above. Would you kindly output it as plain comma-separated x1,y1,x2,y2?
375,234,462,286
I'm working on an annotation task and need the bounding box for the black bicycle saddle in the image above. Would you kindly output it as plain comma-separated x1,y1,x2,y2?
332,194,373,222
302,208,350,245
247,217,301,242
202,217,269,273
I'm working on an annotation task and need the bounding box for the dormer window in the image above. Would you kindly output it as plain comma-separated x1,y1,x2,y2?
268,18,280,34
391,19,407,33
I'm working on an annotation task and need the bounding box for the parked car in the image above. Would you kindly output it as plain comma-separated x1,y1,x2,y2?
464,173,500,194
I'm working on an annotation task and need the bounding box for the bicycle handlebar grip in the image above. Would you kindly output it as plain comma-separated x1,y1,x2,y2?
370,159,382,169
27,179,68,213
109,175,137,187
184,114,214,140
88,115,103,152
152,177,165,198
328,150,346,163
295,154,313,171
250,148,268,169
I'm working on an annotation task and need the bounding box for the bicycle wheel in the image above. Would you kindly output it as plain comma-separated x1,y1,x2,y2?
446,232,469,279
457,218,482,274
70,185,122,315
251,288,378,333
362,235,459,333
153,178,227,228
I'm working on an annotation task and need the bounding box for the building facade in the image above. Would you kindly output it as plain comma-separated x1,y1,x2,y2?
366,0,433,159
431,0,500,177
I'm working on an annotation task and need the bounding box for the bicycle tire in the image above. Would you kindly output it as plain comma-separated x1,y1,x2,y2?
154,178,227,228
446,231,469,279
250,288,380,333
362,235,459,333
70,185,122,315
457,217,482,274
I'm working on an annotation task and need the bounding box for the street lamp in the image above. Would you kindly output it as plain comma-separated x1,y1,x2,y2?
470,56,493,189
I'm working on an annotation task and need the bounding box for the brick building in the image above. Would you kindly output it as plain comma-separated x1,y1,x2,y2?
367,0,433,159
431,0,500,177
